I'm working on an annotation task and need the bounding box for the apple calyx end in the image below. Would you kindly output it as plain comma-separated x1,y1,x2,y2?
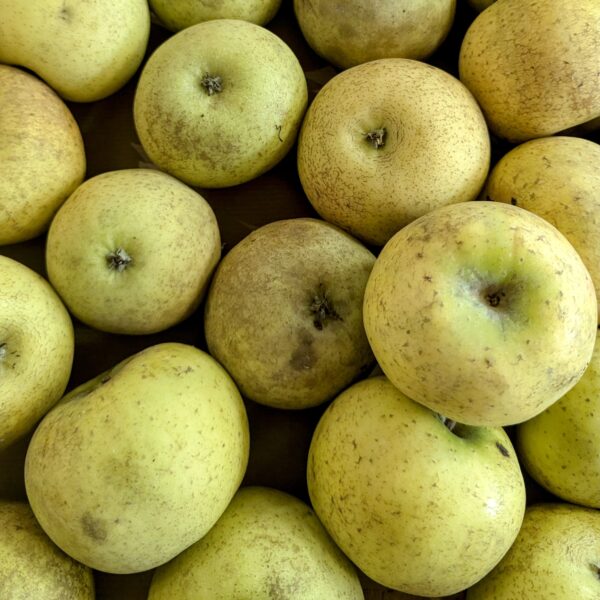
106,248,132,272
364,128,386,149
201,74,223,96
310,283,342,331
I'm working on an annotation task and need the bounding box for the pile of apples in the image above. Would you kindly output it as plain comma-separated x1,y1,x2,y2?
2,0,600,598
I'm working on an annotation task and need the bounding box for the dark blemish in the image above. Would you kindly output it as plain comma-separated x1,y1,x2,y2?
510,197,518,206
59,3,71,20
81,512,107,542
423,274,432,282
496,442,510,458
275,124,283,142
364,128,386,149
200,74,222,95
417,252,424,259
309,283,342,330
106,248,132,272
589,562,600,580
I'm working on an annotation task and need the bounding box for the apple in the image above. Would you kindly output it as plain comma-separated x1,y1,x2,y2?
24,342,250,574
0,255,74,450
204,217,376,409
307,376,526,597
133,18,308,188
297,58,490,246
0,500,94,599
515,330,600,508
467,502,600,599
467,0,495,12
149,0,282,32
148,486,364,599
483,135,600,321
294,0,456,69
0,65,85,245
45,168,221,335
363,201,597,427
459,0,600,142
0,0,150,102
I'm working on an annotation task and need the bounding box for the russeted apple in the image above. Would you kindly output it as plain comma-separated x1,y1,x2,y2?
307,376,526,597
467,503,600,599
24,342,250,574
0,0,150,102
148,486,364,599
0,65,85,245
297,58,490,246
0,500,94,599
149,0,282,31
45,168,221,335
459,0,600,142
0,255,74,450
363,201,597,427
204,217,376,409
294,0,456,69
483,135,600,321
516,330,600,509
134,18,308,188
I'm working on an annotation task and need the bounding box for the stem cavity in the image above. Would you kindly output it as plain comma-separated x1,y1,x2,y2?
365,128,386,149
201,74,223,96
310,284,342,331
106,248,132,272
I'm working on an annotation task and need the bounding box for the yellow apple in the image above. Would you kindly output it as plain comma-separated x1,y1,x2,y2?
0,65,85,245
24,342,250,574
363,201,597,426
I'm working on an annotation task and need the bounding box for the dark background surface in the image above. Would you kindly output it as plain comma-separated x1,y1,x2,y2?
0,2,562,598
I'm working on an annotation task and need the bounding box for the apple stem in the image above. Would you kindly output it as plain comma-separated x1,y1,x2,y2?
365,128,386,149
106,248,132,272
310,283,342,330
201,74,223,96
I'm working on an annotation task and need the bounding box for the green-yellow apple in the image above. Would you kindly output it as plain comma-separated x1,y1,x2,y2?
294,0,456,69
149,0,282,31
363,201,597,427
148,486,364,599
307,376,526,597
515,330,600,508
483,135,600,321
134,19,308,188
45,168,221,335
204,217,376,409
459,0,600,142
24,342,250,574
0,65,85,245
0,500,94,599
467,503,600,599
0,255,73,450
297,58,490,246
0,0,150,102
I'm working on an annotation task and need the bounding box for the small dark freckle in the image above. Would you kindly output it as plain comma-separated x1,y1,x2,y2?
496,442,510,457
510,197,518,206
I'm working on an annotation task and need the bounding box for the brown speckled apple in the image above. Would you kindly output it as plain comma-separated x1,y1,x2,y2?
24,342,250,574
459,0,600,142
0,255,73,450
363,201,597,427
148,486,364,599
204,217,376,409
0,65,85,245
45,168,221,335
297,58,490,246
307,376,526,597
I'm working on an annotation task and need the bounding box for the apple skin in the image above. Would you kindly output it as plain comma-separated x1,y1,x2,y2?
293,0,456,69
484,135,600,321
204,217,376,409
516,330,600,509
0,0,150,102
149,0,282,31
362,201,597,427
24,342,250,574
307,376,526,597
0,500,94,599
0,255,74,450
134,19,308,188
467,502,600,599
0,65,85,245
297,58,490,246
45,168,221,335
148,486,364,599
459,0,600,142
